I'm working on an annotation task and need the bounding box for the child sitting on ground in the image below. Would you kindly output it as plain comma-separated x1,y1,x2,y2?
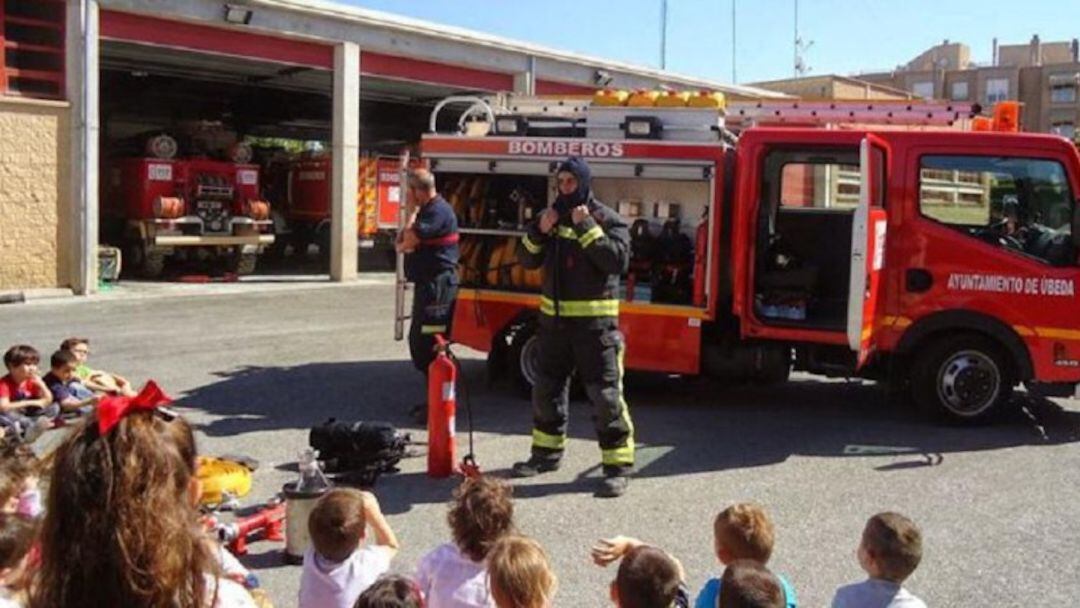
354,575,424,608
831,512,926,608
42,350,98,417
591,536,689,608
0,346,55,444
487,536,557,608
696,503,797,608
0,514,39,608
59,338,136,397
28,390,258,608
299,488,400,608
0,445,41,518
415,476,516,608
718,560,785,608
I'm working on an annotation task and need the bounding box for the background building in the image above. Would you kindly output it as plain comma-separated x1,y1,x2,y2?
858,37,1080,139
748,74,915,101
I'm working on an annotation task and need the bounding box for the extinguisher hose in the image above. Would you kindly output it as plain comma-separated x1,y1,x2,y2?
444,347,476,464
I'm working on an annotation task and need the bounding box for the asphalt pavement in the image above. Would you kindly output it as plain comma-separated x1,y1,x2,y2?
2,279,1078,607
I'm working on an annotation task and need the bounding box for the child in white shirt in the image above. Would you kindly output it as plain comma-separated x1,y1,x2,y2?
298,489,399,608
415,476,515,608
832,512,927,608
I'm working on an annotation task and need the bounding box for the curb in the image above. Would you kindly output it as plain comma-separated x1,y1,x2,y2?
0,288,75,305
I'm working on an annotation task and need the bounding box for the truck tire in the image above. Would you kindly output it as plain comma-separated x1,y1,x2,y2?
315,223,331,261
126,241,166,279
911,333,1016,424
752,345,792,385
230,252,258,276
508,324,542,396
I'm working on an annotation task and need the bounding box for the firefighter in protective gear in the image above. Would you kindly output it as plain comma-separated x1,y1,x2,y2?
512,156,635,498
397,169,460,388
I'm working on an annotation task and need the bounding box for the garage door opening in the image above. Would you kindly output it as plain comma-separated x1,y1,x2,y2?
98,40,458,282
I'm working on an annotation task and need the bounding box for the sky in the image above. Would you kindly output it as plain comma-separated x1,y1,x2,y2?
335,0,1080,85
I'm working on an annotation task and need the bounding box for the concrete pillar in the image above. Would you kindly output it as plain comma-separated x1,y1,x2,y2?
330,42,360,281
67,0,99,295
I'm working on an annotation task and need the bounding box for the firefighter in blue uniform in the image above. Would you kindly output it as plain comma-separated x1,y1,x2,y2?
396,169,460,416
513,157,635,498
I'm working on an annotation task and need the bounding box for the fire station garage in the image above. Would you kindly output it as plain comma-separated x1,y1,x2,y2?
1,0,784,295
96,12,459,279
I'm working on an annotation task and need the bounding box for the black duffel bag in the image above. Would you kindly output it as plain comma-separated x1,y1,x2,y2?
309,419,409,485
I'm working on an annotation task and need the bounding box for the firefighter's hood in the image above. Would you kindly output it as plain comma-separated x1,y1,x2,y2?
555,156,592,211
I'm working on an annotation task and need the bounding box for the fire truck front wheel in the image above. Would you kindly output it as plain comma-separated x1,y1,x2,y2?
126,241,166,279
228,251,258,276
912,334,1016,424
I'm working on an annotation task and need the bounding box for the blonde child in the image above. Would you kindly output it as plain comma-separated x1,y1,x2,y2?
696,503,796,608
487,536,556,608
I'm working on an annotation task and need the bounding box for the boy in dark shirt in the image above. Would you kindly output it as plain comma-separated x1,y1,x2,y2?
42,350,98,417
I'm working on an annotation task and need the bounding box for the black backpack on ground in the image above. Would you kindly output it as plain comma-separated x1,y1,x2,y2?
309,419,410,486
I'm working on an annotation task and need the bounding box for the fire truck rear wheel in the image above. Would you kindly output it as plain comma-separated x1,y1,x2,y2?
509,325,541,396
912,334,1016,424
508,324,585,399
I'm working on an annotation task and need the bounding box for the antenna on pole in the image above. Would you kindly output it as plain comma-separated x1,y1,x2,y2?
731,0,737,83
794,0,813,77
660,0,668,69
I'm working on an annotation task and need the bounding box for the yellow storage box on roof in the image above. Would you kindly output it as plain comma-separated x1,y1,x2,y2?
656,90,692,107
197,456,253,506
688,90,726,109
627,90,661,107
593,89,630,106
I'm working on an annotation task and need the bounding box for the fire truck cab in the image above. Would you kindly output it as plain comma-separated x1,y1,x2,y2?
401,95,1080,423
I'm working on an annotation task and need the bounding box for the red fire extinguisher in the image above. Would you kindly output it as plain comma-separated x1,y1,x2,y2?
427,335,482,479
427,335,458,478
692,207,708,307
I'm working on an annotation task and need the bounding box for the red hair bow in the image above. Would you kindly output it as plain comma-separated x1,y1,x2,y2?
97,380,174,435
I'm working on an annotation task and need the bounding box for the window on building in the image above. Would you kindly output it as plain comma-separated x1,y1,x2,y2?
1051,122,1076,140
919,155,1075,266
985,78,1010,104
951,81,969,100
912,81,934,99
780,163,862,210
1050,82,1078,104
0,0,66,100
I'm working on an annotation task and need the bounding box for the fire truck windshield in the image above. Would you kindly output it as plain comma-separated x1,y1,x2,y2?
919,155,1076,267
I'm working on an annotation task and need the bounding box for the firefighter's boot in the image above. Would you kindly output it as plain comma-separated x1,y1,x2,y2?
596,466,630,498
511,454,562,478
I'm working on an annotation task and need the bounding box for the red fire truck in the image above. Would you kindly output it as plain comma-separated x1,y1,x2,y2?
268,154,414,258
101,135,274,277
396,95,1080,423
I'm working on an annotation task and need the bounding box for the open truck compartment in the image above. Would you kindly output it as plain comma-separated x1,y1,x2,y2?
438,170,712,307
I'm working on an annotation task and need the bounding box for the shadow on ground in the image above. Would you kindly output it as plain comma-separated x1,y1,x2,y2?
176,358,1080,506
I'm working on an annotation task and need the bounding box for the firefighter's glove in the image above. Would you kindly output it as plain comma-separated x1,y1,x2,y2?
538,208,559,235
571,205,591,226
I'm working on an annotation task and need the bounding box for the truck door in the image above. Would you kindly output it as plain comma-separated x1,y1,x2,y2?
847,135,890,367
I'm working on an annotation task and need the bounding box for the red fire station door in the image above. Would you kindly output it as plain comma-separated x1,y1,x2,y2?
847,135,891,368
